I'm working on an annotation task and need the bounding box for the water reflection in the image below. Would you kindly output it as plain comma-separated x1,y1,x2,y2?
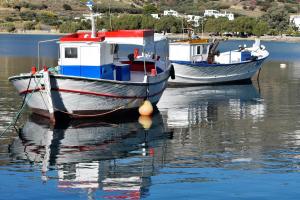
159,84,265,128
9,113,173,199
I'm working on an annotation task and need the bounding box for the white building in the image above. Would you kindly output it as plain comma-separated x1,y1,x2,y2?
290,15,300,30
186,15,203,27
204,10,234,21
163,9,179,17
151,14,160,19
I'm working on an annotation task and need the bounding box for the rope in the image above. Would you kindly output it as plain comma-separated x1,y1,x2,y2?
54,97,138,118
56,105,126,118
0,74,42,137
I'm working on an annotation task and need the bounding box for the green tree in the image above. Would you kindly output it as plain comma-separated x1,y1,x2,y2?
20,11,36,21
63,4,72,11
170,26,177,33
141,15,157,29
143,4,158,15
232,16,256,34
59,21,80,33
0,22,16,32
252,20,269,36
155,16,183,33
96,16,111,30
38,11,59,26
216,17,230,33
23,21,36,30
285,26,297,36
262,6,289,35
79,20,91,30
112,14,142,30
204,17,231,33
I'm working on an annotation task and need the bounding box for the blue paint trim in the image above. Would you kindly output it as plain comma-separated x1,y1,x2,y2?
60,64,114,68
60,64,114,79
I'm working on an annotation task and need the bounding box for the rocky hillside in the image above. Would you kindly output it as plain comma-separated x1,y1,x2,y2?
0,0,299,19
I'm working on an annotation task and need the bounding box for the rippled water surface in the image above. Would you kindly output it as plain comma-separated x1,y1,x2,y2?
1,34,300,199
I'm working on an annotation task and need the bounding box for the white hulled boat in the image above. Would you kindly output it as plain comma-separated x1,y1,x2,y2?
168,38,269,85
8,3,174,122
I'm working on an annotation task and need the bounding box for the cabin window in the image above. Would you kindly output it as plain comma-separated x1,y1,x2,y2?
196,45,202,55
65,47,78,58
203,45,208,54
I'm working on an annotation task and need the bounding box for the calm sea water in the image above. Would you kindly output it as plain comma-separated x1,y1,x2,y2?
1,34,300,199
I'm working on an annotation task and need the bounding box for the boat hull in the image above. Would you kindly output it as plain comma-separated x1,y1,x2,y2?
9,73,169,119
169,58,266,85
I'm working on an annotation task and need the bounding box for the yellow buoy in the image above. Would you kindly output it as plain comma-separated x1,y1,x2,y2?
138,100,153,116
138,115,153,129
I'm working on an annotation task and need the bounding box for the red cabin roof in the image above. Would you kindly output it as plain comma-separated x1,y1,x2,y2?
60,32,105,42
60,30,154,43
104,29,154,38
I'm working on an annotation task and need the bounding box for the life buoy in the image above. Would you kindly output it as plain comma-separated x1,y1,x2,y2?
170,65,175,80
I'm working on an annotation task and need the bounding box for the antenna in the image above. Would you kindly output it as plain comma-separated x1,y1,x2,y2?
109,0,112,31
86,0,96,38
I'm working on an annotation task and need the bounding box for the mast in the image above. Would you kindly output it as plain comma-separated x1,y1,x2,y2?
86,0,96,38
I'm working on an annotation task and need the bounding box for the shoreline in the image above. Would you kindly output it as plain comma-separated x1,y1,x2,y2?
2,31,300,42
165,33,300,43
0,30,64,36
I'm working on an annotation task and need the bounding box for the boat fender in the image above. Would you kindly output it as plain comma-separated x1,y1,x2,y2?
251,56,258,61
31,66,37,74
170,65,175,79
139,100,153,116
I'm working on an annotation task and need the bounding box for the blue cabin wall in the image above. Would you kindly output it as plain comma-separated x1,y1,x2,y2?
60,64,114,79
115,63,131,81
59,42,115,80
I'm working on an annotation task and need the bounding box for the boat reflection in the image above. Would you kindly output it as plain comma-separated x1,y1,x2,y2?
159,83,265,128
10,113,173,199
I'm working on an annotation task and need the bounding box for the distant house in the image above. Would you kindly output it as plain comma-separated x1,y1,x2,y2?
290,15,300,30
186,15,202,27
163,9,179,17
204,10,234,21
151,14,160,19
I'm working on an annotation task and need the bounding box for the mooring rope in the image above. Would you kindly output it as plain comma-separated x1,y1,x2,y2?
0,74,42,137
53,93,139,118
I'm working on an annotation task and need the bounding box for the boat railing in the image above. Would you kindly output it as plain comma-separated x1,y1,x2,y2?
192,54,206,63
37,38,60,70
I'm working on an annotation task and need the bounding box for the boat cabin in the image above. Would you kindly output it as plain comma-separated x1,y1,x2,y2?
58,30,159,81
169,39,211,63
169,38,253,64
59,32,115,79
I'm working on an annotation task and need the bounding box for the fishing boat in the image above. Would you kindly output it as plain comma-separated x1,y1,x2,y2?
168,38,269,85
8,2,174,122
